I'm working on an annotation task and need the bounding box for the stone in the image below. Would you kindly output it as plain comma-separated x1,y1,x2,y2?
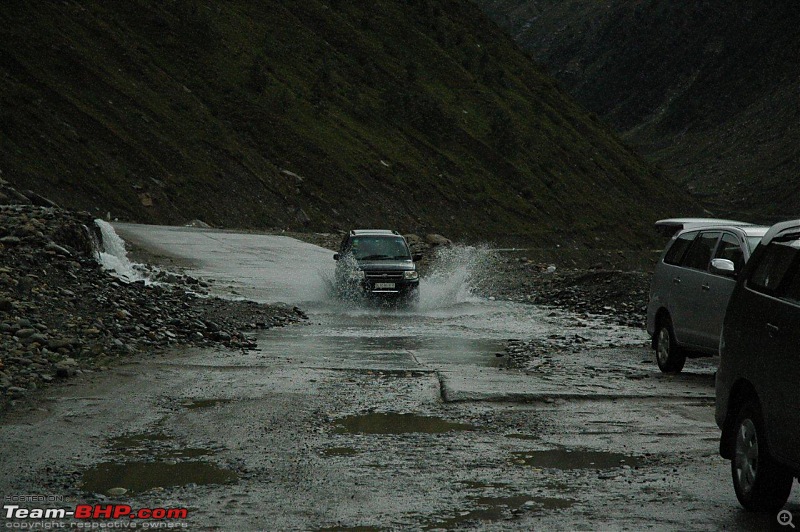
185,219,211,228
424,234,452,247
45,242,72,256
14,328,36,338
22,333,48,345
139,193,154,207
48,338,75,350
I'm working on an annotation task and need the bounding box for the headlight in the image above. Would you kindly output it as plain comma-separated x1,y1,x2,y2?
404,271,419,280
348,269,365,281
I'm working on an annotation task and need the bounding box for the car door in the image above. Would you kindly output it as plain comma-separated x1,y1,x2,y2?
673,231,721,347
694,232,742,349
772,254,800,465
740,238,800,464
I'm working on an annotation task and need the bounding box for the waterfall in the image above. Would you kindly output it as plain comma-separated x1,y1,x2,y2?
94,219,145,282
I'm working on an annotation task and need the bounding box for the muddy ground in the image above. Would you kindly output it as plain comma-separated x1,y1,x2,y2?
4,218,782,531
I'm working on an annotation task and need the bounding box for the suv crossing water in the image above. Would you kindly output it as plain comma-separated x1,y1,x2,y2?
333,230,421,303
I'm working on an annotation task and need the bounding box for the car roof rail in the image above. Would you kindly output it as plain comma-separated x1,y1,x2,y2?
349,229,399,236
655,218,751,237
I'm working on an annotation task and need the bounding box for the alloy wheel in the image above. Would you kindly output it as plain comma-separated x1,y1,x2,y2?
734,418,759,495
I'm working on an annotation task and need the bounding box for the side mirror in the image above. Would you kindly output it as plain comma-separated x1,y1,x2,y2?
333,253,340,261
412,253,423,262
710,258,736,277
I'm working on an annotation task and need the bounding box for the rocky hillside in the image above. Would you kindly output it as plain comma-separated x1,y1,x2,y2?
0,1,695,247
0,178,306,411
474,1,800,222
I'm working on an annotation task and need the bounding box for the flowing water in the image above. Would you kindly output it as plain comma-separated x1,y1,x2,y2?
109,223,645,372
95,219,148,282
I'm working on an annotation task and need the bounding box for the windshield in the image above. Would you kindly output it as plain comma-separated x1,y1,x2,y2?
347,236,411,260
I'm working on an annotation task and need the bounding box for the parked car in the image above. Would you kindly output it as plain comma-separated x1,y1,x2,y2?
646,219,768,373
716,219,800,511
334,230,421,303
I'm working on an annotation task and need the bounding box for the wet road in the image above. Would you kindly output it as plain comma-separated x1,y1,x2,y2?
1,224,797,530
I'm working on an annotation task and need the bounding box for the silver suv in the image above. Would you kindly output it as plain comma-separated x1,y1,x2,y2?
646,219,768,373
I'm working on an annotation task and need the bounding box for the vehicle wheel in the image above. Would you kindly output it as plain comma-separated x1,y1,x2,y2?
654,316,686,373
731,402,793,511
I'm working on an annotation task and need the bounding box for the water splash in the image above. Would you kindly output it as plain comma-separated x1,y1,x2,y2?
418,245,497,310
315,245,497,312
94,219,146,282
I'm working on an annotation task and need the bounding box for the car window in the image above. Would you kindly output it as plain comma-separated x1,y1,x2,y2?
748,240,800,296
346,237,410,260
746,236,763,252
664,231,697,265
680,231,720,271
782,264,800,305
714,233,745,272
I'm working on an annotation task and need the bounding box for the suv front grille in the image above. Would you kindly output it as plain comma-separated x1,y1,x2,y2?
364,271,404,282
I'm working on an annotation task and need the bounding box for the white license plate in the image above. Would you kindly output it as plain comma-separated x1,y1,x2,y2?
374,282,396,289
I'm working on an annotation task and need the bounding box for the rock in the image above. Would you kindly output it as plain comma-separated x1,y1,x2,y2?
424,234,452,247
55,365,77,378
185,219,212,228
22,190,59,208
14,328,36,338
296,209,311,225
45,242,73,256
0,236,21,245
22,333,49,345
107,487,128,496
281,169,304,182
138,193,154,207
48,338,76,350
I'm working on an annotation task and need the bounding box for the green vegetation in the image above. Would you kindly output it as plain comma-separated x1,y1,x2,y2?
475,0,800,223
0,1,693,246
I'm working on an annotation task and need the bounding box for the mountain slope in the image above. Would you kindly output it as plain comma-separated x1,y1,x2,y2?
0,1,694,246
474,0,800,221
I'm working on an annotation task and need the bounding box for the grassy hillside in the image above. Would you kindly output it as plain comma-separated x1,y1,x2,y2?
474,0,800,222
0,1,694,246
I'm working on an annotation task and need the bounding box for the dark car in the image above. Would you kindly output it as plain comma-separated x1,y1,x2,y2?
646,219,768,373
716,219,800,511
334,230,421,303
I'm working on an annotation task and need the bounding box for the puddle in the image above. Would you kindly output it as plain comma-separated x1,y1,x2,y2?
321,447,359,457
109,433,213,459
180,399,231,409
314,527,381,532
86,432,231,494
505,433,539,441
333,413,474,434
424,495,574,529
511,449,641,469
110,433,171,452
81,461,237,495
458,481,508,490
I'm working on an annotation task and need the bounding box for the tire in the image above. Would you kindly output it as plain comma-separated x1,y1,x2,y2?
654,315,686,373
731,402,793,512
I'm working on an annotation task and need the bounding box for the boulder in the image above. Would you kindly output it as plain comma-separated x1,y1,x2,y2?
424,233,452,247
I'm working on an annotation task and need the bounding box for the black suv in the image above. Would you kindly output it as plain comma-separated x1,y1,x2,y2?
716,219,800,511
333,230,421,302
